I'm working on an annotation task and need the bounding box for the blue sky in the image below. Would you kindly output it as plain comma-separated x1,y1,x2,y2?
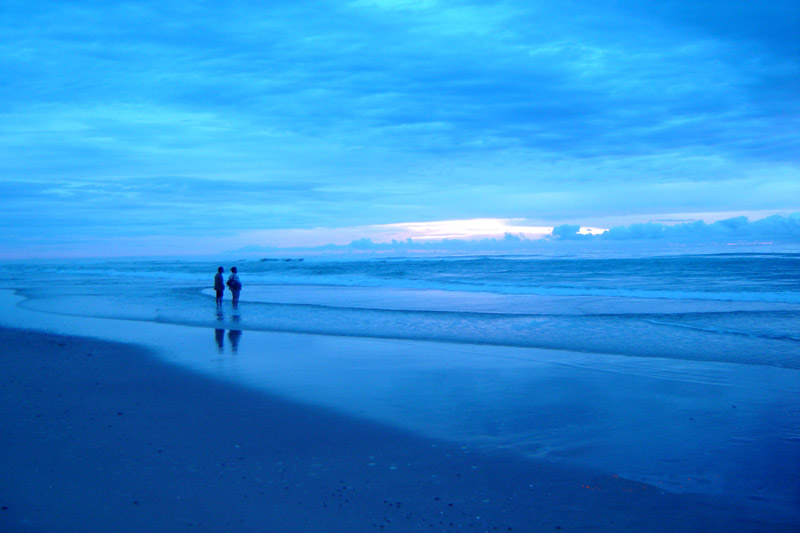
1,0,798,257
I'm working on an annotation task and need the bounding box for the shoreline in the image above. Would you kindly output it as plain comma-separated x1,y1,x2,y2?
1,326,796,531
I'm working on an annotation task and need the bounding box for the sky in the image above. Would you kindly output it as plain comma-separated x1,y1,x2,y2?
1,0,798,258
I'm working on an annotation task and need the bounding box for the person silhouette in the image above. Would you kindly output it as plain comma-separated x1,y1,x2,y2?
214,266,225,307
227,266,242,308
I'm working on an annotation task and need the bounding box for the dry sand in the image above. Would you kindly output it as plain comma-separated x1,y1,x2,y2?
0,327,792,532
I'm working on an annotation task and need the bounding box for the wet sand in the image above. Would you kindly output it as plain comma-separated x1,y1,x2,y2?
0,326,793,532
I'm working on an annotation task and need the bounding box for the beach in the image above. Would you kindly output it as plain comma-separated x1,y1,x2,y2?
2,325,793,532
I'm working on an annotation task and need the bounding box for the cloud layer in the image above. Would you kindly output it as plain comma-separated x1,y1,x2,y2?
1,1,798,257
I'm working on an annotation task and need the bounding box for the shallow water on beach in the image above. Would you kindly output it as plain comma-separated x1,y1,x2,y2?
1,253,799,522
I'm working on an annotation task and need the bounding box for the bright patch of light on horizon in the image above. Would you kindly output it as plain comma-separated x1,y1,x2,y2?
378,218,554,241
239,218,614,248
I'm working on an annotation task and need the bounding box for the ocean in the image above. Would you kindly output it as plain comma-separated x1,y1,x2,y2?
1,252,799,521
6,253,800,367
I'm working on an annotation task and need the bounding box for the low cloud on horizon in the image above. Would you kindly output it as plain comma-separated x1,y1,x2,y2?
229,214,800,256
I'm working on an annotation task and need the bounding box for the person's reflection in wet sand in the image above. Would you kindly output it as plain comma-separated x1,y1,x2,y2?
228,330,242,353
214,329,225,352
213,328,243,353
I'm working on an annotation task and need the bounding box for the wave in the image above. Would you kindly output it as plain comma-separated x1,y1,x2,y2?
644,319,800,343
219,289,800,323
244,281,800,303
17,289,800,370
12,254,800,305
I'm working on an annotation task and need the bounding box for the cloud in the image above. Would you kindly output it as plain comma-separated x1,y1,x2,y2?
0,1,798,258
550,224,586,241
233,234,548,255
229,214,800,258
552,215,800,244
3,0,797,164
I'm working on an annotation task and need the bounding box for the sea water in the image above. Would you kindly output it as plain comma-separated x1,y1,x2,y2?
1,253,799,521
7,253,800,367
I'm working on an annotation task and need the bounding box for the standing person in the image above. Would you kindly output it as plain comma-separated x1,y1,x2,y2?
227,266,242,308
214,266,225,307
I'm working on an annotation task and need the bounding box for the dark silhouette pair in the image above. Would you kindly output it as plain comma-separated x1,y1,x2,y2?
214,266,242,308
